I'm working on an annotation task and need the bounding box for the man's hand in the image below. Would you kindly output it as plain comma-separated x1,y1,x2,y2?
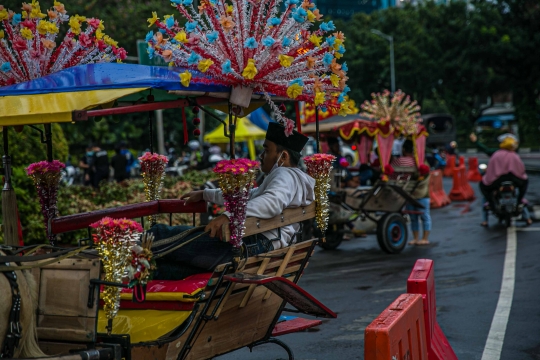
205,214,229,239
181,190,204,204
469,133,477,143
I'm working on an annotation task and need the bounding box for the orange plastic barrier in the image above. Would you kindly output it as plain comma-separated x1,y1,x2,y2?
448,162,475,202
365,293,428,360
429,170,451,209
407,259,457,360
460,165,475,200
467,157,482,182
442,155,455,178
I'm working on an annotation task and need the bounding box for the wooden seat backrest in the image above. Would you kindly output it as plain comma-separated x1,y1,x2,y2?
222,202,316,241
202,238,316,317
30,256,101,343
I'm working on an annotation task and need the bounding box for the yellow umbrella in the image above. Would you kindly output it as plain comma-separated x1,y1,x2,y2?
204,117,266,160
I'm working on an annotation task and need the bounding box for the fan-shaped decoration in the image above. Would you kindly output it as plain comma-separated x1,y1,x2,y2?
146,0,350,134
360,89,421,136
0,1,127,87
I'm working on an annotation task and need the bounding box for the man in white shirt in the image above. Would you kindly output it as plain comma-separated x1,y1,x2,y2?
151,122,315,280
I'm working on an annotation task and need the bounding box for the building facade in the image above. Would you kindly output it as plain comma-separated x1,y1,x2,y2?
314,0,397,20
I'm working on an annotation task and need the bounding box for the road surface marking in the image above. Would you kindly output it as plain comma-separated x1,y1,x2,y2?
481,226,516,360
515,227,540,232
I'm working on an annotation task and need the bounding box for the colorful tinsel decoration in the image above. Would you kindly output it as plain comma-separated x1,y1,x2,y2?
90,217,143,324
360,90,421,136
0,1,127,87
25,160,65,245
146,0,349,133
213,158,259,248
139,152,168,224
125,232,156,288
303,153,335,240
301,95,359,124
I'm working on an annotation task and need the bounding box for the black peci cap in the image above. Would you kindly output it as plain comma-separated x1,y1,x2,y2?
265,122,309,153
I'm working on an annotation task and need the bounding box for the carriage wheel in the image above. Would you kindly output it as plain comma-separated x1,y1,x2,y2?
315,223,344,250
376,213,407,254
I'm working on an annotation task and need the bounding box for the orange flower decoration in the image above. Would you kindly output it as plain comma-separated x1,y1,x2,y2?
220,16,235,32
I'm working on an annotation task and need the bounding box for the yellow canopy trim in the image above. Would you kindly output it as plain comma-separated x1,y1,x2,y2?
0,88,148,126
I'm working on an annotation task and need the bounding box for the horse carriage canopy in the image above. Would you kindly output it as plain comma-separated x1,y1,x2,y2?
301,113,429,168
0,63,285,127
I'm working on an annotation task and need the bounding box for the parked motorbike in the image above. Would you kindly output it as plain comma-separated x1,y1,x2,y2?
60,165,78,186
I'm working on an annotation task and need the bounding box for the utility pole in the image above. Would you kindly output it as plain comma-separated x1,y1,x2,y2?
371,29,395,94
156,109,166,155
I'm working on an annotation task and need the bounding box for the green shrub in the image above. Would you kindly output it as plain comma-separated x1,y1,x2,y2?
1,170,217,245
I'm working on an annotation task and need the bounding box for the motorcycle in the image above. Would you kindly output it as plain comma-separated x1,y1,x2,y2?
60,164,79,186
479,163,522,227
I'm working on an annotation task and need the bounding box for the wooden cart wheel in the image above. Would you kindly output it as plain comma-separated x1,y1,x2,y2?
376,213,408,254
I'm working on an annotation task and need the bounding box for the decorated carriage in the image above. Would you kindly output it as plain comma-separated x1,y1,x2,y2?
0,0,349,358
300,90,431,253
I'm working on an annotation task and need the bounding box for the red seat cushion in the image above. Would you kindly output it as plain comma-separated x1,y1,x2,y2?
100,273,213,311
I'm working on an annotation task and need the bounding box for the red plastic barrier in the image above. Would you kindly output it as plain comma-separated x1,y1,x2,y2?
442,155,455,178
429,170,451,209
407,259,457,360
365,293,428,360
448,165,466,201
467,157,482,182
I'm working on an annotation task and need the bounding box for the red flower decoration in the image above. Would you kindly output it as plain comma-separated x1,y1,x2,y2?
384,164,394,175
418,164,430,176
339,157,349,168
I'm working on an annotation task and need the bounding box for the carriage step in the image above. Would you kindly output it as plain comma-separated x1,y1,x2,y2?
272,317,322,337
223,273,337,318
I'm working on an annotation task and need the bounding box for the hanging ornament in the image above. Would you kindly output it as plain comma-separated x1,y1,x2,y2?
303,154,335,242
138,152,168,225
90,217,142,331
192,117,201,125
213,159,259,248
26,160,65,245
193,129,201,136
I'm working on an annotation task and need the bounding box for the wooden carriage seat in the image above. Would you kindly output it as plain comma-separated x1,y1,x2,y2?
97,203,317,344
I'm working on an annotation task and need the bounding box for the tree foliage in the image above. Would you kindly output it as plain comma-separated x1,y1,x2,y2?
337,0,540,145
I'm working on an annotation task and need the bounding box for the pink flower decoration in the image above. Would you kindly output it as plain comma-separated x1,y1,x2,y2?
13,38,27,51
26,160,65,175
96,39,108,51
79,33,93,48
87,18,101,28
283,118,295,137
188,33,201,45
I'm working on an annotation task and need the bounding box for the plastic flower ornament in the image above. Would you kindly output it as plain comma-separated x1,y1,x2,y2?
360,89,422,136
0,1,126,87
146,0,349,133
213,158,259,248
26,160,66,245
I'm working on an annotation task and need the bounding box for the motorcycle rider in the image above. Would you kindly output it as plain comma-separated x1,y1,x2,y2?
479,134,530,226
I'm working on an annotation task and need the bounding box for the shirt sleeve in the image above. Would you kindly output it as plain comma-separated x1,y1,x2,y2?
476,141,497,157
203,187,259,206
203,189,225,205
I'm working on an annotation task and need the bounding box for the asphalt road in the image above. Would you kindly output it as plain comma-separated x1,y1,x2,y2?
218,175,540,360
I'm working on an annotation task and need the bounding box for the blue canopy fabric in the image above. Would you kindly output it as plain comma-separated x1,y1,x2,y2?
248,107,272,131
0,63,231,97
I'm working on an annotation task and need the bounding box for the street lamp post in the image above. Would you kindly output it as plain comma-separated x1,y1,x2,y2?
370,29,395,94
